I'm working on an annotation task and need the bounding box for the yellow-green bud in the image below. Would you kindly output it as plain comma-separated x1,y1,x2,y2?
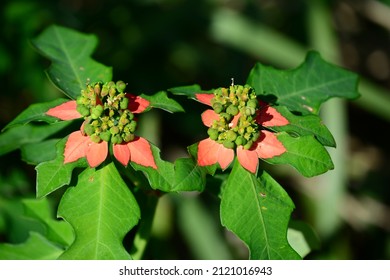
120,97,129,110
116,81,126,92
226,104,239,116
83,122,94,136
94,83,101,95
91,105,103,119
223,140,235,149
226,130,237,141
111,135,123,144
90,134,101,143
128,121,137,133
212,102,223,114
110,126,120,135
235,136,247,146
123,133,135,142
99,131,111,142
244,140,253,150
247,99,258,109
245,106,256,116
207,128,219,140
77,105,90,117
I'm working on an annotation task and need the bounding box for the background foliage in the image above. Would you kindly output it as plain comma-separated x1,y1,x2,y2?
0,0,389,259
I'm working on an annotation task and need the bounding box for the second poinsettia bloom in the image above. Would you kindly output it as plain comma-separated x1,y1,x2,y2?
195,85,289,173
46,80,157,169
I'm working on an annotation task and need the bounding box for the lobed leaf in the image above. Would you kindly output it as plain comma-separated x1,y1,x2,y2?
140,91,184,113
220,160,300,260
247,51,360,115
57,162,140,260
2,98,71,131
22,198,74,247
21,138,59,165
0,121,71,157
31,25,112,99
267,105,336,147
0,232,63,260
36,137,87,198
265,132,334,177
131,143,207,192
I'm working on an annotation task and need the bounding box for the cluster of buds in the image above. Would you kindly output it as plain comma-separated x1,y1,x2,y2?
76,81,137,144
207,85,261,150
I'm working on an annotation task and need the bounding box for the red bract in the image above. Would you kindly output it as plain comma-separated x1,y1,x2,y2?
195,93,288,173
46,94,157,169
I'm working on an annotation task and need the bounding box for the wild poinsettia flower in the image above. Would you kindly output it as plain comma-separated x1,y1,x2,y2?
46,80,157,169
195,85,289,173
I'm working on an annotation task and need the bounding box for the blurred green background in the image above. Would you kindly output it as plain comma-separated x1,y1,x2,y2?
0,0,389,259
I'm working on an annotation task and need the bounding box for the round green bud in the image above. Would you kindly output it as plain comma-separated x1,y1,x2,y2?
235,136,247,146
207,128,219,140
116,81,126,92
226,130,237,142
226,104,239,116
252,131,260,142
247,99,258,109
123,133,135,142
120,97,129,110
111,135,123,144
212,102,223,114
244,140,254,150
110,126,120,135
128,120,137,133
91,105,104,119
245,106,256,116
77,105,90,117
90,134,101,143
223,140,235,149
99,131,111,142
109,87,116,97
83,122,94,136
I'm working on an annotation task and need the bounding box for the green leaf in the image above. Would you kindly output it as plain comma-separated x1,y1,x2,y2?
57,162,140,259
22,198,74,247
36,137,87,198
21,138,59,165
220,160,300,260
0,121,71,157
131,143,207,192
269,105,336,147
287,220,320,258
265,132,334,177
2,98,70,131
0,232,63,260
247,51,360,114
31,25,112,99
140,91,184,113
168,84,206,100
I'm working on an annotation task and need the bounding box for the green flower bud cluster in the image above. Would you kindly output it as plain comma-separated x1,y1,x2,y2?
76,81,137,144
208,85,261,150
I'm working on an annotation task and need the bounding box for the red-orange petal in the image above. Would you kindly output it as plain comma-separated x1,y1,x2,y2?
236,146,259,173
254,130,286,159
197,138,234,170
86,141,108,168
127,137,157,169
195,93,214,106
201,109,219,127
256,101,289,127
46,100,82,120
113,144,131,166
126,94,150,114
64,131,89,164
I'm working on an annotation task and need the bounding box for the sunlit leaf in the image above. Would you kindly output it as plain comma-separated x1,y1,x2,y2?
31,25,112,99
247,51,360,114
57,162,140,259
220,160,300,260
